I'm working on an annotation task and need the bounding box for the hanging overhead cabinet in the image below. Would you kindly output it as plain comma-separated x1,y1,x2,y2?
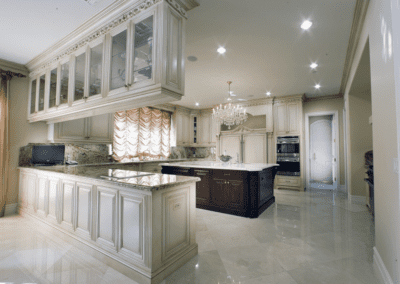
26,0,199,124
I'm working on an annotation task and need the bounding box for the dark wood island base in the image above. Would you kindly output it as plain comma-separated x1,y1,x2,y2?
161,164,278,218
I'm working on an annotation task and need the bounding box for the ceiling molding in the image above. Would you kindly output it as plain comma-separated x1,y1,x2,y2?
174,0,199,11
0,59,28,75
304,94,344,103
83,0,104,5
338,0,370,95
273,94,305,104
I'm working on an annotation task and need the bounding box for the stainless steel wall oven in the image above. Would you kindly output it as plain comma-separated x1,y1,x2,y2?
276,136,300,176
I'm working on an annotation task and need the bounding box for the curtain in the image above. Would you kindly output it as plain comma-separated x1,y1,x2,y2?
113,107,171,162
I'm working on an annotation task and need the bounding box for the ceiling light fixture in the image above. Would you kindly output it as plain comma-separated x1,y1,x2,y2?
301,20,313,30
266,92,271,96
310,63,318,69
217,47,226,54
195,102,199,106
315,84,321,89
212,81,247,129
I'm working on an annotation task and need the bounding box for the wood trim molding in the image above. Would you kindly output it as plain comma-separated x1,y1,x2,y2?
304,94,344,103
0,59,28,75
339,0,370,95
273,94,305,104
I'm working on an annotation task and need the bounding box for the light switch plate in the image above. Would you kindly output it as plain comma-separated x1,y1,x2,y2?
393,158,398,173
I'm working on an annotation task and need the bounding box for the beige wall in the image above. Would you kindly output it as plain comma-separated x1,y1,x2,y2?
0,61,48,205
344,0,400,280
303,97,345,185
348,93,372,197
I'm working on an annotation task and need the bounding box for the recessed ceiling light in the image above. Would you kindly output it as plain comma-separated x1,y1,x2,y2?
315,84,321,89
301,20,313,30
187,56,198,62
266,92,271,96
195,102,199,106
227,98,232,101
310,63,318,69
217,47,226,54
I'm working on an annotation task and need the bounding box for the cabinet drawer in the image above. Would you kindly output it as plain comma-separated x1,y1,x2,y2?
276,176,300,187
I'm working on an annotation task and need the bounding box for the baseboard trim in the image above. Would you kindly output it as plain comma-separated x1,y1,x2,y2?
4,203,18,216
373,247,394,284
348,194,365,204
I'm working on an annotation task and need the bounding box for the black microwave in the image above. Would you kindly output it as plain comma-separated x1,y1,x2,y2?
31,145,65,166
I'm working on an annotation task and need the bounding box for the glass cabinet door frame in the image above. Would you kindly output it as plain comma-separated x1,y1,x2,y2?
86,36,106,101
28,77,38,116
70,46,88,106
58,56,71,109
37,72,47,113
106,22,131,96
129,9,157,90
45,62,60,112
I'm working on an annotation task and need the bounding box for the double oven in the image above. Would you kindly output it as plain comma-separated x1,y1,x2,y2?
276,136,300,176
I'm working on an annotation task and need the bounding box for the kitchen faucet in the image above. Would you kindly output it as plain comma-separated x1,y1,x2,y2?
236,152,240,164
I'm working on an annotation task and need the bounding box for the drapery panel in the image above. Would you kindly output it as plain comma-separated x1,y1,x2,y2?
113,107,171,162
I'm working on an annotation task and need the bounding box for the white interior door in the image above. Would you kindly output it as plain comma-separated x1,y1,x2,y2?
220,135,241,161
310,118,333,184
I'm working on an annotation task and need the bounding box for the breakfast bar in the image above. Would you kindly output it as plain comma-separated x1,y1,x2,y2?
160,161,279,218
18,166,200,284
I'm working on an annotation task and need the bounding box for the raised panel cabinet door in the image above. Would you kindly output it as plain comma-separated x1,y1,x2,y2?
227,180,245,208
176,113,183,144
119,192,146,262
87,113,113,142
211,178,226,207
162,188,190,261
58,118,87,140
243,134,267,164
275,103,287,135
210,116,218,144
61,181,75,230
193,169,211,203
201,114,211,144
27,174,37,211
76,183,93,238
182,114,191,144
36,176,48,216
96,187,117,249
287,102,299,134
47,178,59,222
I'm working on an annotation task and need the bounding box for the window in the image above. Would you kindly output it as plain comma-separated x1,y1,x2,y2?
113,107,171,162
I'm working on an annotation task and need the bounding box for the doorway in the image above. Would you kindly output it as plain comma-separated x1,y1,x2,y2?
305,111,339,190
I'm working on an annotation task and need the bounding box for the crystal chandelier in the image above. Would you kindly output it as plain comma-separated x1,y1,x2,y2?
212,81,248,129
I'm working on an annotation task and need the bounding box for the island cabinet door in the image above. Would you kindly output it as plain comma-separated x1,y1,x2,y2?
75,183,93,241
95,186,118,251
210,178,227,207
193,169,211,204
226,180,245,209
118,191,149,267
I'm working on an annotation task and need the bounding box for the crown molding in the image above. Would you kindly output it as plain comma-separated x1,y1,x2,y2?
0,59,28,75
339,0,370,95
175,0,199,11
304,94,344,103
273,94,305,103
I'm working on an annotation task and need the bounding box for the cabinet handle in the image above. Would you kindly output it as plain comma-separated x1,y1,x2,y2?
85,136,90,139
224,173,230,176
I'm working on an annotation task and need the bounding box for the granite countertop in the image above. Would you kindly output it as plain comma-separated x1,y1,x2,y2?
159,161,280,171
19,166,200,192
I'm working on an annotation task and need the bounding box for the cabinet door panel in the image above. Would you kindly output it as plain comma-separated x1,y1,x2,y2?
37,177,47,216
76,183,93,237
211,178,226,207
48,178,59,221
227,180,244,208
97,187,117,248
87,114,113,141
275,104,287,135
243,134,267,164
27,174,37,211
58,118,86,140
287,102,299,134
200,114,211,144
61,181,75,229
194,169,210,203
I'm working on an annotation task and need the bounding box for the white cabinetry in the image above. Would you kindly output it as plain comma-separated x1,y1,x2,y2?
174,109,191,146
274,98,302,136
53,113,113,143
27,0,199,124
198,112,218,146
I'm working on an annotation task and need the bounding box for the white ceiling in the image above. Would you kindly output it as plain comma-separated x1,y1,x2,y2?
0,0,356,109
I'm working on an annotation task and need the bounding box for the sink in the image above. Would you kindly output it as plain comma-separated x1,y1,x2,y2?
100,173,156,180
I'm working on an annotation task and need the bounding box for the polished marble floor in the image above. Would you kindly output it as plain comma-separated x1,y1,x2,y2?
0,189,380,284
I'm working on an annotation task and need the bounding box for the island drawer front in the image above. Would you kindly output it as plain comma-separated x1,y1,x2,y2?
162,166,193,176
276,176,300,187
212,169,245,180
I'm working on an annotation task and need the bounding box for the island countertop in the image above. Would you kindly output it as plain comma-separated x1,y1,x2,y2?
159,161,279,171
19,165,200,192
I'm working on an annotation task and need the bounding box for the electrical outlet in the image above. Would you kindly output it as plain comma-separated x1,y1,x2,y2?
393,158,398,174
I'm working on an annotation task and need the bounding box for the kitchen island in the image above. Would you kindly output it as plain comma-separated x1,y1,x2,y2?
160,161,279,218
18,165,200,284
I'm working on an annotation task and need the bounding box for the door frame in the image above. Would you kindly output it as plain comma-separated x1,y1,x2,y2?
305,110,339,190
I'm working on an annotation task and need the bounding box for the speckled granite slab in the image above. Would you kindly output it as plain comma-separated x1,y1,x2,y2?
19,166,200,192
160,161,279,171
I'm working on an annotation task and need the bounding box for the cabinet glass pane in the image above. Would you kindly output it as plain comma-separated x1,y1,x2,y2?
60,62,69,105
38,75,45,111
49,68,57,108
110,30,127,90
132,16,153,83
74,53,86,101
30,79,36,114
89,43,102,96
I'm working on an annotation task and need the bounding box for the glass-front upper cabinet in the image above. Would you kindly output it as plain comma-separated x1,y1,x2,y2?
38,74,46,112
74,52,86,102
29,79,37,114
132,15,154,84
89,42,103,97
60,62,69,105
48,67,57,109
110,27,128,91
